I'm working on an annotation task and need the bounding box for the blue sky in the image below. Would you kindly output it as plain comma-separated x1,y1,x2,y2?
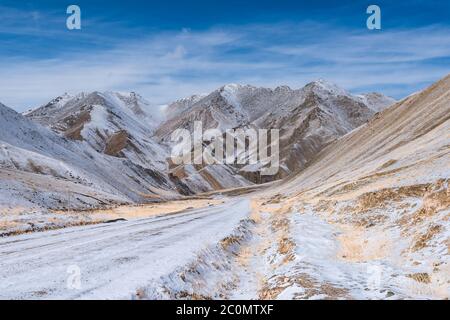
1,0,450,111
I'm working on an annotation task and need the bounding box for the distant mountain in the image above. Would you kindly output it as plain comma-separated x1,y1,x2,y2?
26,91,167,170
23,91,250,198
0,101,130,211
3,80,394,214
163,94,207,119
356,92,396,112
283,74,450,194
156,80,396,182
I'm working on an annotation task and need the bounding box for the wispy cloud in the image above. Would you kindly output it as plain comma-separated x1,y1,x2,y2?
0,8,449,111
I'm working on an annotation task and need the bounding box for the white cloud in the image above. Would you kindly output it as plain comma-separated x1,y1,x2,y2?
1,21,449,111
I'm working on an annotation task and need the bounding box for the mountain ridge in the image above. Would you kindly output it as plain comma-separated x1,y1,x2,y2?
1,79,396,219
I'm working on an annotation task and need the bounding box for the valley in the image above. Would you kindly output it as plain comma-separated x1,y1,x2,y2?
0,75,448,300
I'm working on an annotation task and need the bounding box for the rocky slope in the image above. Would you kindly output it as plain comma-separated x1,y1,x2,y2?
24,91,250,195
156,80,395,181
251,73,450,299
1,80,394,232
0,102,130,212
147,74,448,300
2,96,237,233
26,91,168,170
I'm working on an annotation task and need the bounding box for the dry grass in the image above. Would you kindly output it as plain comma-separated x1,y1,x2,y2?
356,184,430,210
74,198,224,220
197,167,223,190
259,273,350,300
220,235,243,252
104,130,128,156
64,111,91,141
407,273,431,284
411,224,443,252
337,225,392,262
27,160,44,174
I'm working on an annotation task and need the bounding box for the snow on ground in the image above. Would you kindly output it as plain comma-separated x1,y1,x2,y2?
264,207,445,299
0,198,251,299
249,75,450,300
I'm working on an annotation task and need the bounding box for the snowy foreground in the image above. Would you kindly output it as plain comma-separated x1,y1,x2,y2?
1,194,446,300
0,199,251,299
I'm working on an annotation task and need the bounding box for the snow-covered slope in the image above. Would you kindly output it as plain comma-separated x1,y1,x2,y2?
146,74,446,300
24,92,249,197
27,91,161,130
0,99,196,215
26,92,164,166
163,94,206,119
357,92,396,112
254,74,450,299
159,83,307,136
157,80,395,181
1,75,445,300
1,80,394,216
0,102,133,210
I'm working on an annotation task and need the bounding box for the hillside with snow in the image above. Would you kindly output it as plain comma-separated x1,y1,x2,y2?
0,74,448,300
129,74,448,300
1,92,249,233
157,80,395,181
248,74,450,299
0,80,395,232
25,91,251,195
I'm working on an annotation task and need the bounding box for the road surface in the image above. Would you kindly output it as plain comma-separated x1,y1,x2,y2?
0,198,250,299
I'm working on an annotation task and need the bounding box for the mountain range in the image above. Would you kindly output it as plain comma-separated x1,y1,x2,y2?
0,74,448,299
1,80,395,217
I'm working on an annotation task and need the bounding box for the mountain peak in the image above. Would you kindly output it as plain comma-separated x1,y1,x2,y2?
222,83,242,90
274,85,293,92
356,92,396,112
304,79,349,97
219,83,258,94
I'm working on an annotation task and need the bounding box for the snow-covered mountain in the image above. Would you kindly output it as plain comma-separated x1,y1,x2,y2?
2,73,448,299
1,81,394,216
23,91,251,198
357,92,396,112
156,80,396,181
163,94,207,119
257,74,450,299
0,101,130,211
141,74,449,300
1,97,201,220
27,91,167,170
